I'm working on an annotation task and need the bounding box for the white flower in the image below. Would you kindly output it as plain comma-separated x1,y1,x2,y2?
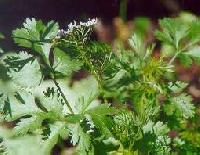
55,18,98,39
56,29,67,39
67,18,98,33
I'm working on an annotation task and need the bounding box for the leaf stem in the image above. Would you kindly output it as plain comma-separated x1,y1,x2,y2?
168,39,199,65
52,78,74,114
168,51,181,65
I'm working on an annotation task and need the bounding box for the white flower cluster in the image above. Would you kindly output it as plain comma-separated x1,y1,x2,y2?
55,18,98,39
55,29,67,39
68,18,97,32
79,18,98,27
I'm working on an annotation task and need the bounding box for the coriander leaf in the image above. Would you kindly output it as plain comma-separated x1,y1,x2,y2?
8,59,42,87
129,33,145,57
168,81,188,93
156,18,189,49
12,18,59,64
172,93,195,118
4,91,41,121
1,135,43,155
143,121,169,136
2,51,42,87
85,104,117,136
13,18,44,51
42,20,59,40
70,76,99,114
43,122,69,155
13,18,58,49
2,51,33,70
0,127,43,155
14,116,42,135
153,122,169,136
0,78,23,117
188,20,200,42
53,48,82,77
178,53,193,67
86,104,117,116
185,46,200,58
143,120,154,134
69,124,92,155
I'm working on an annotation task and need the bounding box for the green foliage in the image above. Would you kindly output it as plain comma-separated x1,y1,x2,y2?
0,16,199,155
157,14,200,66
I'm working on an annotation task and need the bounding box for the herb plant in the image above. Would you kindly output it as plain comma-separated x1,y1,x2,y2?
0,17,200,155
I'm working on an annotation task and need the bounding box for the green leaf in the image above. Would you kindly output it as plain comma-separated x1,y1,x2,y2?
69,124,92,155
5,91,41,121
172,93,195,119
69,76,99,114
178,53,193,67
13,18,58,47
0,127,43,155
43,122,69,155
187,20,200,42
2,51,42,87
38,90,65,119
105,69,127,87
14,116,43,135
85,104,117,136
13,18,44,51
156,18,189,48
153,122,169,136
143,121,169,136
65,114,83,123
0,80,19,116
168,81,188,93
185,46,200,58
8,59,42,87
53,48,82,77
42,20,59,40
129,33,145,57
86,104,117,116
12,18,59,62
1,135,43,155
143,120,154,134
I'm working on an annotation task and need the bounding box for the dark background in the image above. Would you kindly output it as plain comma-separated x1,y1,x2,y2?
0,0,200,50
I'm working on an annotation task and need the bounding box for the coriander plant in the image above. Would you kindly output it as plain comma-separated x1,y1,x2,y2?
0,16,200,155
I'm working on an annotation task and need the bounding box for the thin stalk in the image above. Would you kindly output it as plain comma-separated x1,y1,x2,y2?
168,50,181,65
78,46,103,89
168,39,199,65
39,53,74,114
52,78,74,114
120,0,128,21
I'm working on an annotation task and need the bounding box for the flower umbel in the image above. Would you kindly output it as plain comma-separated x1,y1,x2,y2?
56,18,98,41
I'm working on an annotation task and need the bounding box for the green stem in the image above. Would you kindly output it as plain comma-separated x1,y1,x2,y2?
78,46,103,89
52,78,74,114
120,0,128,21
168,50,181,65
169,39,199,65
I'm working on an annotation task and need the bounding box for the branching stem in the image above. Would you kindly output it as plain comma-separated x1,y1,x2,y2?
168,51,181,65
78,45,103,89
